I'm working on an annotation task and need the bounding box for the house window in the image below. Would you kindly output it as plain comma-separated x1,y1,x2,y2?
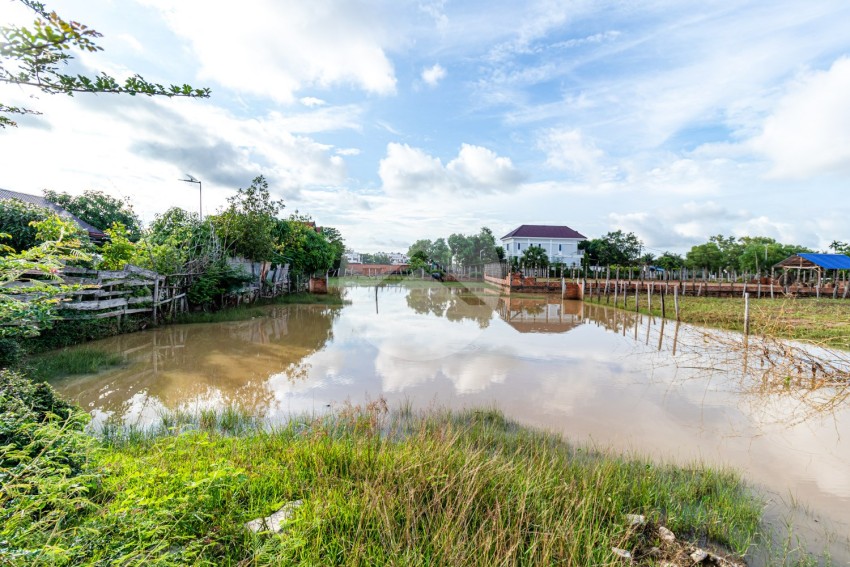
558,244,562,252
517,243,521,251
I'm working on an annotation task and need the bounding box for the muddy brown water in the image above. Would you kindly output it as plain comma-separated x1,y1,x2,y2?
50,284,850,561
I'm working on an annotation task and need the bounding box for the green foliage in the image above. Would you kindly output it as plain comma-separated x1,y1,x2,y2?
0,198,52,252
0,369,102,564
3,405,764,565
686,241,724,271
26,348,124,380
0,215,92,338
187,262,252,308
97,221,135,270
654,252,684,270
520,244,550,268
686,235,813,273
581,230,643,267
321,226,345,270
43,189,142,240
211,175,284,262
274,215,336,276
409,228,498,270
138,206,212,275
0,0,210,128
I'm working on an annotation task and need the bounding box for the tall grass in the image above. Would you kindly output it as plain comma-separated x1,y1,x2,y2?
173,292,347,325
2,399,774,566
25,348,124,380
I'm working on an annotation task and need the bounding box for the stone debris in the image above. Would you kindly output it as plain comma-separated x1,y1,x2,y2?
611,547,632,560
244,500,304,533
658,525,676,543
690,548,709,563
626,514,646,527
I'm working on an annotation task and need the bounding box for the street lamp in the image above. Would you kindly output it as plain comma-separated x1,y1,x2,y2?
179,174,202,220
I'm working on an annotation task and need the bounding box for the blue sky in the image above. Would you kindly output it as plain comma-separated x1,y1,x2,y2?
2,0,849,255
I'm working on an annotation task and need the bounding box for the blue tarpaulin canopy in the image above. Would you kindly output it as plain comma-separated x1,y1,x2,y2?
775,253,850,270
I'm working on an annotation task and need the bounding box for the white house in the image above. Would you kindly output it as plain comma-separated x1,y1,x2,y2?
387,252,409,265
501,225,586,266
344,250,362,264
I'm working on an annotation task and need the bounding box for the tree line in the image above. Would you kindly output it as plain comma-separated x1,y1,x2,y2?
579,231,830,274
406,228,503,272
0,176,344,337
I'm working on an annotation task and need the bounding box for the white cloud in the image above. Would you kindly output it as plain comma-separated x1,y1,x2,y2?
749,56,850,179
421,63,447,87
139,0,399,102
300,97,326,107
378,142,524,196
537,128,610,182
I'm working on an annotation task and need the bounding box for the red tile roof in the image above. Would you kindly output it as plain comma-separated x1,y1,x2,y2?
501,225,586,240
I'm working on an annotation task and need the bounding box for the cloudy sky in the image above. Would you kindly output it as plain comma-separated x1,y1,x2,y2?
2,0,849,255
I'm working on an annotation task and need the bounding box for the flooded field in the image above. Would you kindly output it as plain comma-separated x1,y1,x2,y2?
50,283,850,560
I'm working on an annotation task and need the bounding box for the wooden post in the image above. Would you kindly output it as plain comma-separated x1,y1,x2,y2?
152,275,159,324
622,282,627,309
661,288,666,319
635,285,639,313
614,280,618,305
647,283,652,313
673,286,680,321
744,292,750,335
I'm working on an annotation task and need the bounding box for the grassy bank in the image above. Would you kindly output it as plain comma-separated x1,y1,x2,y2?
25,349,125,381
172,291,347,325
585,294,850,349
1,370,775,566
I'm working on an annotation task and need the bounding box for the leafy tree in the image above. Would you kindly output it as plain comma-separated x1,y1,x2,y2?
408,250,430,271
707,235,742,270
736,236,810,272
580,230,643,267
685,242,724,272
520,245,549,269
211,175,284,262
407,239,433,259
360,252,392,265
0,215,91,337
654,252,684,271
830,241,850,255
97,222,135,270
1,0,210,128
138,207,212,275
43,189,142,240
429,238,451,269
0,198,53,252
273,215,336,276
321,226,345,271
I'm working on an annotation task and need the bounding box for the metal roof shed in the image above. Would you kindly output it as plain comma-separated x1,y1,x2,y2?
774,253,850,287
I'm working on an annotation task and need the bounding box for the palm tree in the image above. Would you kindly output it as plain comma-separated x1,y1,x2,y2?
521,245,549,269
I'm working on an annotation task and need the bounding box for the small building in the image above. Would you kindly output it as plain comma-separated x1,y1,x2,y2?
501,224,586,266
774,253,850,285
387,252,409,265
0,188,107,241
344,250,362,264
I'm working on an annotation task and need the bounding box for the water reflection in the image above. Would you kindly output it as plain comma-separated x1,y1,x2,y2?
49,285,850,558
52,304,341,425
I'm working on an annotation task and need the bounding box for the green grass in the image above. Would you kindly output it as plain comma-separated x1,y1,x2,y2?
173,292,347,325
585,293,850,349
25,348,124,380
1,390,775,567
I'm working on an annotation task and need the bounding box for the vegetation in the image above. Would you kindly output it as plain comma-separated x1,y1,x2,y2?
408,227,501,271
0,374,769,566
25,349,123,380
43,189,143,241
0,0,209,128
685,235,811,274
580,230,644,268
586,294,850,349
